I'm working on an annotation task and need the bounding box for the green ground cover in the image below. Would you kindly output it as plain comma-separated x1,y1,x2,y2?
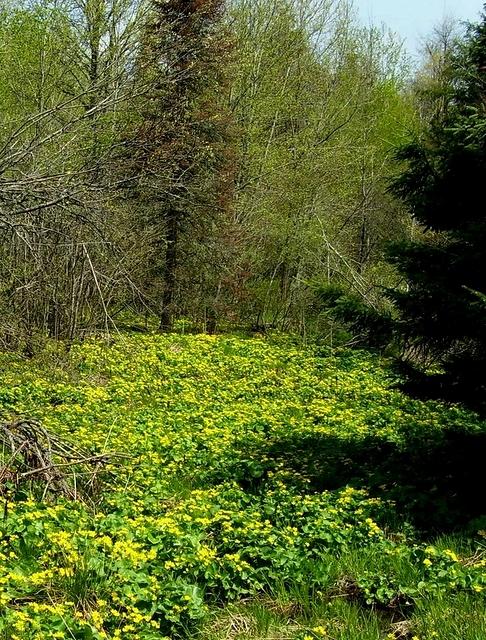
0,334,484,639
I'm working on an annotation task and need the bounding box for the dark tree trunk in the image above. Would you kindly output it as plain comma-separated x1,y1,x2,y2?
87,18,102,180
159,210,179,331
206,306,217,334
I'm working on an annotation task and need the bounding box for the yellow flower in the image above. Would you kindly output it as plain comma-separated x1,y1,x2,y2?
90,610,104,628
196,545,217,564
312,625,327,636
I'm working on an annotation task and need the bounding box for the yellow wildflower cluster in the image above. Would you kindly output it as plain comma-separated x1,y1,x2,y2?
0,334,483,638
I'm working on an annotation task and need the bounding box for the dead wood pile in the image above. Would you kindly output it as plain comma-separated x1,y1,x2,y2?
0,419,125,503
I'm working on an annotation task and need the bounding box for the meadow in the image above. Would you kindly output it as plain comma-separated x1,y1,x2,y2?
0,334,485,639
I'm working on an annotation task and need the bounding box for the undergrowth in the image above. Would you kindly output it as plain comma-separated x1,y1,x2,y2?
0,334,484,639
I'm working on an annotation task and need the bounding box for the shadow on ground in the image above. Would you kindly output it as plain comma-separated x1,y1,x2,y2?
213,427,486,535
259,428,486,533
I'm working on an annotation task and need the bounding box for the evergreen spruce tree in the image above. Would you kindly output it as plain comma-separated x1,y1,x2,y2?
388,8,486,409
131,0,232,330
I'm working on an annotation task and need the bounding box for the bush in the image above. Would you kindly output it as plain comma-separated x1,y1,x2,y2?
314,283,395,350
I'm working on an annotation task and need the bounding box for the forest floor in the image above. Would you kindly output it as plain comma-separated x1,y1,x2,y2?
0,333,485,640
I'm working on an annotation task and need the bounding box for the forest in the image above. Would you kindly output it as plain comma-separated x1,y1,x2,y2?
0,0,485,638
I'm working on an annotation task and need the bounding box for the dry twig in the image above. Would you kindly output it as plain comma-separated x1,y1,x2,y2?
0,419,126,503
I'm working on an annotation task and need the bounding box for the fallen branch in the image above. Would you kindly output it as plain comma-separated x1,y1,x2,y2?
0,419,127,503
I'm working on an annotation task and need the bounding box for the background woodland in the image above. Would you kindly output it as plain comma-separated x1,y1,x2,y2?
0,0,419,344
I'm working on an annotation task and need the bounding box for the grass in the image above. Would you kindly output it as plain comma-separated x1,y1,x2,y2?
0,333,484,639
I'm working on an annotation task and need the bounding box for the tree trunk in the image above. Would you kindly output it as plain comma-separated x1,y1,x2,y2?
159,210,179,331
